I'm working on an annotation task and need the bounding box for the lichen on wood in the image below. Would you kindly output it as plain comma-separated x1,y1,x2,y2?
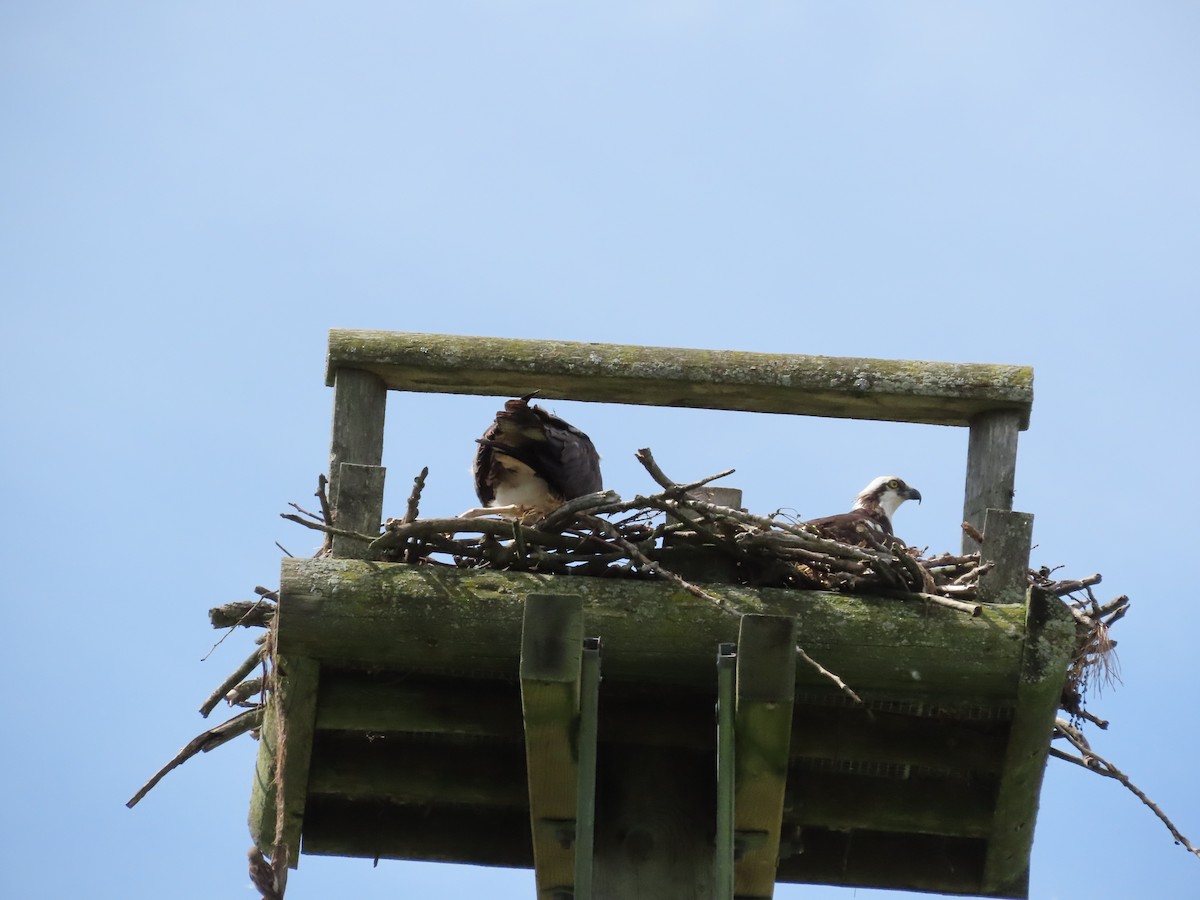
325,329,1033,427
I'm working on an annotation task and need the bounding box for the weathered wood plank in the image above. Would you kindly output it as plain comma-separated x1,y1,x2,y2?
327,366,386,558
785,769,996,838
326,330,1033,428
310,673,1009,775
963,411,1023,552
306,732,528,808
977,509,1035,605
301,797,533,867
276,559,1030,699
330,462,385,559
980,589,1077,897
734,615,798,899
520,594,584,899
776,829,986,895
248,654,320,870
593,745,716,900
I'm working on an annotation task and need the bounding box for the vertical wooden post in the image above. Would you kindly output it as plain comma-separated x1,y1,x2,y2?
962,410,1022,553
327,367,387,558
521,593,585,900
575,637,602,900
734,615,798,899
977,509,1035,606
248,654,320,870
981,590,1076,895
714,642,737,900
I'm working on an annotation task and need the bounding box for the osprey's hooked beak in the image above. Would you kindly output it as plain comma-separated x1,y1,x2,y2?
906,486,922,504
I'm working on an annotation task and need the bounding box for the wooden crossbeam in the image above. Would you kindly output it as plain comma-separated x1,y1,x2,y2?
325,330,1032,428
734,615,798,899
520,593,585,900
277,560,1029,700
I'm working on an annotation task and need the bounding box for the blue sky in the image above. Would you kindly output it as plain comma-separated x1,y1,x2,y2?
3,3,1198,898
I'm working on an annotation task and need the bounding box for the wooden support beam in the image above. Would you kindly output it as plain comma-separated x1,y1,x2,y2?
977,509,1035,606
593,745,716,898
326,330,1033,428
276,559,1030,700
734,615,798,899
963,410,1023,553
520,593,585,900
980,589,1077,897
327,366,386,557
715,642,737,900
248,654,320,870
575,637,602,900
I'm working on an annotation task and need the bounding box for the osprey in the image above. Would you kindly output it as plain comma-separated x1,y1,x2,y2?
463,392,603,519
805,476,922,545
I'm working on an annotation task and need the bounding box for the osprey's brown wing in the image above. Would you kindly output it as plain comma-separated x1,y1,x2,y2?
473,397,602,507
804,509,893,545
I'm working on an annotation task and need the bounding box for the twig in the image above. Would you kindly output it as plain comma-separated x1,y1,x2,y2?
315,474,333,555
280,513,376,544
635,447,678,489
200,645,267,717
579,514,741,614
226,676,265,707
286,501,324,523
126,708,264,808
1051,725,1200,858
538,490,623,530
404,467,429,524
961,521,984,544
1045,573,1103,596
634,447,735,495
209,601,275,631
887,591,983,617
796,645,864,705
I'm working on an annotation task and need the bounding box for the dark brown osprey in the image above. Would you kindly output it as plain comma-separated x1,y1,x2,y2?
464,392,603,519
805,476,922,545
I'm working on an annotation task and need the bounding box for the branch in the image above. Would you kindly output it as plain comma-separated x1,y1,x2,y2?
126,707,264,808
209,601,275,629
1053,722,1200,858
280,512,377,544
796,645,863,705
403,467,429,524
579,514,741,614
199,645,267,717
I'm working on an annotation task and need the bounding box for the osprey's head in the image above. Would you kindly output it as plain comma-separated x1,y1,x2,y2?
855,476,922,523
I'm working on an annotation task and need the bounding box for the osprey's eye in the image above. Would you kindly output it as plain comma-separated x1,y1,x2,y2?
887,479,900,489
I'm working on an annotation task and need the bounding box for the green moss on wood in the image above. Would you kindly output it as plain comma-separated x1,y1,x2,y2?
325,329,1033,428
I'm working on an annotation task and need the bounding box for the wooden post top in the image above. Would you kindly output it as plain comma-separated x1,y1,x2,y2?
325,329,1033,429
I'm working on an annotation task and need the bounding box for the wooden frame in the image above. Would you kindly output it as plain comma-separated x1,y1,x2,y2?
246,329,1062,899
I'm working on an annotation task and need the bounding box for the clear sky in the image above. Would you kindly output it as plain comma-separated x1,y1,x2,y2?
3,3,1198,899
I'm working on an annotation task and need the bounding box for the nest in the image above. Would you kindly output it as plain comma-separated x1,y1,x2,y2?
127,449,1200,900
275,448,1126,714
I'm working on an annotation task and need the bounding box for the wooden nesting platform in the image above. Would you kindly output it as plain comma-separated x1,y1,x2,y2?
250,558,1076,899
